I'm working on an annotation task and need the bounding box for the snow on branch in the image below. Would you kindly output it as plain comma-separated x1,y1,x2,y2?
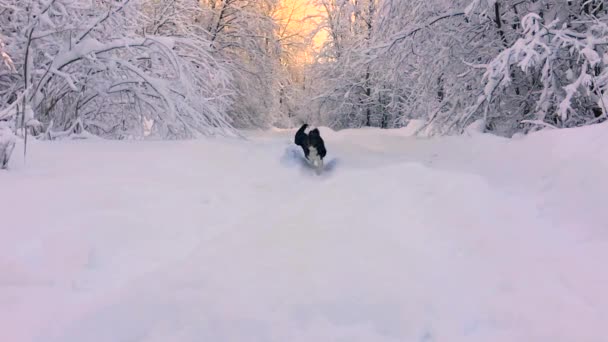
474,11,608,130
1,0,239,140
379,12,467,53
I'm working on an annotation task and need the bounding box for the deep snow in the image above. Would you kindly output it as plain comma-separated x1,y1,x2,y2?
1,123,607,342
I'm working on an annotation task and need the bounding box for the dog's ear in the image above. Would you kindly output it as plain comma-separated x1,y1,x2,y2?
309,128,320,136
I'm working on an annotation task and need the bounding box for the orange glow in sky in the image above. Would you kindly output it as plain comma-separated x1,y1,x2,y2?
275,0,328,65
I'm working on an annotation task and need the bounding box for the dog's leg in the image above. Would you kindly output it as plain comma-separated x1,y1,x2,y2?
307,146,323,174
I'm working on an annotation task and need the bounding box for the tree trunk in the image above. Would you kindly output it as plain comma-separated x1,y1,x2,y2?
494,2,508,48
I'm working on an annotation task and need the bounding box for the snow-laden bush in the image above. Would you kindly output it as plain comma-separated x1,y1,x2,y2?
0,121,16,169
469,10,608,133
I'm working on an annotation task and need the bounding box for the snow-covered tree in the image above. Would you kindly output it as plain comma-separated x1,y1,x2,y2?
0,0,235,139
199,0,288,128
304,0,382,128
463,0,608,134
305,0,608,136
269,0,319,124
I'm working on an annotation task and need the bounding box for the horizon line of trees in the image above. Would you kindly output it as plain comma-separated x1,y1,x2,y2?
1,0,607,144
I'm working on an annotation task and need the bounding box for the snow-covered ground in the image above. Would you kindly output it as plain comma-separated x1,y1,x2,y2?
1,123,607,342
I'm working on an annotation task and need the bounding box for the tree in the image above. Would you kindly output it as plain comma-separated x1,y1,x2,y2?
200,0,288,128
465,0,608,133
304,0,383,128
0,0,235,140
304,0,608,137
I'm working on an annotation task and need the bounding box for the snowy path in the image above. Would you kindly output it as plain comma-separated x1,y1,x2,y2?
1,126,607,342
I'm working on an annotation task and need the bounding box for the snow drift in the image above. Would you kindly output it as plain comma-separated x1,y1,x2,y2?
1,123,607,342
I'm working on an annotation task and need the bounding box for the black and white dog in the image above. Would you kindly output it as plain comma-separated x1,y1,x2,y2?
294,123,326,170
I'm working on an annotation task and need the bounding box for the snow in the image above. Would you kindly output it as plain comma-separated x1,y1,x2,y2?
1,124,608,342
0,122,16,169
463,119,486,136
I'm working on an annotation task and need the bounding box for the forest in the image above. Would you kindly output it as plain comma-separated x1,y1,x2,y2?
2,2,608,340
1,0,606,143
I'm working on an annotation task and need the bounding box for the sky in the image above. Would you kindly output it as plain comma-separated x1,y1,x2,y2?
276,0,328,63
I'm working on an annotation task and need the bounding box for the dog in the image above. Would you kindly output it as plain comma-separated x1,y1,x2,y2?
294,123,326,170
